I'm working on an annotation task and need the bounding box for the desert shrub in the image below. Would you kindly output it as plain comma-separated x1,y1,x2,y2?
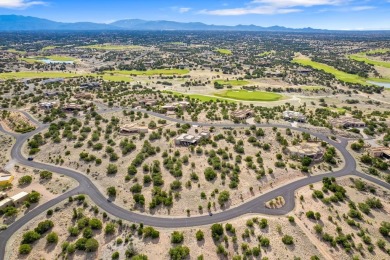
105,223,116,235
282,235,294,245
19,244,32,255
46,232,58,243
40,171,53,180
107,186,117,196
211,223,224,241
28,191,41,203
143,226,160,239
218,191,230,206
171,231,184,244
19,175,32,185
85,238,99,252
34,220,54,234
22,231,41,244
169,245,190,260
196,230,204,241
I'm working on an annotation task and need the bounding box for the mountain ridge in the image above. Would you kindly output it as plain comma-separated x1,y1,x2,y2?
0,15,386,32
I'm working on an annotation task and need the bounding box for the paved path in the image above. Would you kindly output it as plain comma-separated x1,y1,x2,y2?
0,109,389,260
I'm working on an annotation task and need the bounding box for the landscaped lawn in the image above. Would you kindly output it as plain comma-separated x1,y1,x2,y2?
293,58,369,85
214,80,250,86
108,69,190,76
214,90,283,101
216,49,232,55
77,44,142,50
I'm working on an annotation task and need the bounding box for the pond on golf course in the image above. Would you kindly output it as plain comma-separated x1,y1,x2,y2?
368,81,390,89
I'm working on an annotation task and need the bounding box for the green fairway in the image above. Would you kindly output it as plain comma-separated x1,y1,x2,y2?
365,49,390,55
0,71,134,82
163,91,235,103
216,49,232,55
45,55,76,61
77,44,142,50
214,80,250,86
108,69,190,76
215,90,283,101
349,53,390,69
0,71,86,80
293,58,369,85
101,74,133,82
7,49,26,54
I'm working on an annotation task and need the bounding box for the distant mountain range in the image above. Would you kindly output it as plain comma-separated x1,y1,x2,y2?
0,15,323,32
0,15,388,32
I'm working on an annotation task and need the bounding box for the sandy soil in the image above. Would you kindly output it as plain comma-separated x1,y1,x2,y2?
1,164,78,226
294,176,390,260
28,111,341,217
0,132,14,168
0,111,36,134
6,196,323,260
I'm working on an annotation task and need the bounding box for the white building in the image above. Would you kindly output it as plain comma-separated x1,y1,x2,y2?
10,191,29,206
283,111,306,122
175,132,210,146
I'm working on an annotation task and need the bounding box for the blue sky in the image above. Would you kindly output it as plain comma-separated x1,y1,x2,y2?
0,0,390,30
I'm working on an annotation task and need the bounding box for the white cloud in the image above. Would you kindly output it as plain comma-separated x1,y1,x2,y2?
251,0,345,7
351,6,375,11
201,0,348,15
200,6,301,15
170,6,191,14
178,7,191,13
0,0,46,9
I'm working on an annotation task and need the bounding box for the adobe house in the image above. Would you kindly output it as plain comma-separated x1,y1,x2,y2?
231,109,254,120
119,124,149,135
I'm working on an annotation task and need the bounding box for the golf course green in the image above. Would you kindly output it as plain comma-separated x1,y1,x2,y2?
216,49,232,55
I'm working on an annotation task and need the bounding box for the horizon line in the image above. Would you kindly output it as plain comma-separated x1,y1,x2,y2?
1,14,390,32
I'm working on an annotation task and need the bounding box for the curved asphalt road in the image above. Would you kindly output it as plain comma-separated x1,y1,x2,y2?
1,109,389,260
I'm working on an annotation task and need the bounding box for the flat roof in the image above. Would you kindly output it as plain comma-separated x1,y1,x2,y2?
10,191,29,201
0,198,12,206
0,175,12,181
368,147,390,151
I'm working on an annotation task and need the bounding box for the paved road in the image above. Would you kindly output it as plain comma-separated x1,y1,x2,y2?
1,109,389,260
